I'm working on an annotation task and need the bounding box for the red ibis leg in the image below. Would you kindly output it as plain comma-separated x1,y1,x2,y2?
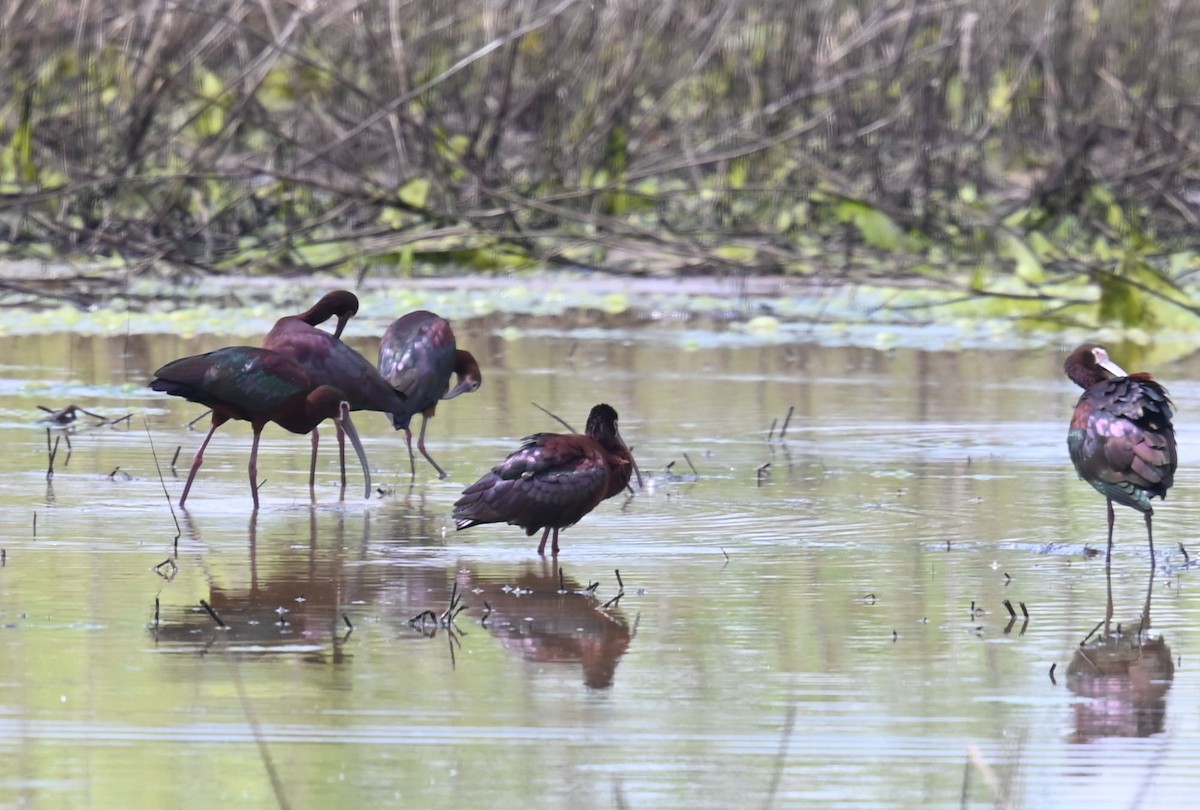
1144,511,1155,567
403,428,417,480
415,415,448,480
1105,498,1115,633
536,527,551,555
336,421,347,501
179,419,221,507
309,428,319,498
248,427,264,509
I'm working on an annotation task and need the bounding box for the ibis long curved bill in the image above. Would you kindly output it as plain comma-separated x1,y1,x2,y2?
335,402,372,499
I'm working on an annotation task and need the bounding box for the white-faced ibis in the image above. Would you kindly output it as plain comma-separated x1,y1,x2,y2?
151,346,371,509
452,404,635,555
378,310,482,479
263,290,410,494
1065,343,1177,625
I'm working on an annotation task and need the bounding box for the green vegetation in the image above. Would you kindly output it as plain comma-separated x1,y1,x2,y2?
1,0,1199,330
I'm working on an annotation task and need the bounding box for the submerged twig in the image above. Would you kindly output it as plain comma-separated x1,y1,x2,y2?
779,406,795,439
46,429,60,480
603,569,626,609
756,462,771,486
439,581,463,625
1002,599,1017,619
1080,619,1105,646
144,417,182,545
199,599,227,628
682,452,699,477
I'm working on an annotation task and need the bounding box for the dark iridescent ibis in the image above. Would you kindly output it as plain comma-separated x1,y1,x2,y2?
452,404,635,556
378,310,482,479
1065,343,1177,626
263,290,410,495
151,346,372,508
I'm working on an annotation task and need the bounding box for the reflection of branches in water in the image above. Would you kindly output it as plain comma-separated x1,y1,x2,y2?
45,428,64,479
762,702,798,810
962,736,1026,810
405,600,466,670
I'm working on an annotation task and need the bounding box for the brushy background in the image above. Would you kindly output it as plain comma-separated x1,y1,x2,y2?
1,0,1198,324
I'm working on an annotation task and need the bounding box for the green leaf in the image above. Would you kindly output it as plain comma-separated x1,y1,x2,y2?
1000,233,1044,284
397,177,431,209
713,244,757,262
835,199,908,252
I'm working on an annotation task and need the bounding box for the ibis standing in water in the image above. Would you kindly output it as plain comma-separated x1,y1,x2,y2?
151,346,372,509
378,310,482,479
1065,344,1176,625
453,404,636,556
263,290,410,495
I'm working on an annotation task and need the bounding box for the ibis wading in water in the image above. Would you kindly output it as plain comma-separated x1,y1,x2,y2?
1064,344,1176,625
263,290,410,495
378,310,482,479
452,404,635,555
151,346,372,508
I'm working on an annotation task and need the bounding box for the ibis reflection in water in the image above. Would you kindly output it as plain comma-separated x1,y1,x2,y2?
457,563,632,689
1064,344,1177,628
1066,562,1173,742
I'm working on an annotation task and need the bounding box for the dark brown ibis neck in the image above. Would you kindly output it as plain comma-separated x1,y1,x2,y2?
1064,343,1128,389
290,290,360,339
446,350,482,399
585,403,635,496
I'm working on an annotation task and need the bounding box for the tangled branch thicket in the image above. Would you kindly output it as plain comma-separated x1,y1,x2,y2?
0,0,1197,282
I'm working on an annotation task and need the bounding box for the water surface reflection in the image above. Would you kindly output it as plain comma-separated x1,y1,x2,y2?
1067,566,1174,742
3,332,1200,808
456,563,633,689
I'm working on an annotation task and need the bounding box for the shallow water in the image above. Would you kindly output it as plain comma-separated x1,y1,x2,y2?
1,316,1199,809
